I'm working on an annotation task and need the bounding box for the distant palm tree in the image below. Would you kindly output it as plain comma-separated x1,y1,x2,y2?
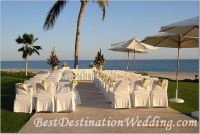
44,0,109,69
15,33,42,76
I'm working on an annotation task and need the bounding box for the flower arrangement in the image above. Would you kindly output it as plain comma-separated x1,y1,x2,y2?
93,49,106,70
47,48,60,70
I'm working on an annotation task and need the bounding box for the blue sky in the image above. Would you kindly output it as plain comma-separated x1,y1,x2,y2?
1,1,199,61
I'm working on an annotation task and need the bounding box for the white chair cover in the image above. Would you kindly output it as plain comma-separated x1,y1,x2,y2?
14,94,32,113
150,81,168,107
56,82,72,94
111,92,131,109
55,93,75,112
36,82,56,95
35,81,56,112
23,80,39,96
35,94,55,112
55,82,76,112
111,80,131,109
15,83,33,95
131,85,150,107
62,71,74,81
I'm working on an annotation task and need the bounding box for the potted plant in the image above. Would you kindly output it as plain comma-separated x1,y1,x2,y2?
93,49,106,70
47,48,60,70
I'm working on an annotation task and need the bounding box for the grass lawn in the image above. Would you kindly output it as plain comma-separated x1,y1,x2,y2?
1,71,35,133
168,80,199,117
1,71,199,132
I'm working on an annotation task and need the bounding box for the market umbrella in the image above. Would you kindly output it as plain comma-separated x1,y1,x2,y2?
160,16,199,38
160,16,199,116
142,32,199,103
109,47,146,70
109,38,157,70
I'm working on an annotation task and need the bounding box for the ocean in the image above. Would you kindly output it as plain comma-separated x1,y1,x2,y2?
1,59,198,73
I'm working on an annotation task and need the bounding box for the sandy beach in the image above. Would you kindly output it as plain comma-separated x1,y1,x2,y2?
147,71,198,80
1,68,198,80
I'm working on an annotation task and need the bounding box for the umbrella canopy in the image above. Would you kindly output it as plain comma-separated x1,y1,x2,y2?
142,32,199,103
109,38,157,70
142,32,198,48
109,47,147,53
111,38,146,51
160,16,199,38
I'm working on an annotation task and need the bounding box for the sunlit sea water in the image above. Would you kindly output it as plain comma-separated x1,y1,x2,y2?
1,59,198,73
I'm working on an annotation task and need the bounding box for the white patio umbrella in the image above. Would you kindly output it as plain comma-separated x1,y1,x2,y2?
109,47,146,70
109,38,157,70
142,32,199,103
160,16,199,38
160,16,199,117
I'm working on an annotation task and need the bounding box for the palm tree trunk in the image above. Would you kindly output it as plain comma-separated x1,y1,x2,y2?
25,56,28,76
74,1,87,69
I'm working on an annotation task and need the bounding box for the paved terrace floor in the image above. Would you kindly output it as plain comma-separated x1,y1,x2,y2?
19,81,198,133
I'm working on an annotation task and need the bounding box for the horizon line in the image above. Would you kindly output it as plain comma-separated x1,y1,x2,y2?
1,58,198,62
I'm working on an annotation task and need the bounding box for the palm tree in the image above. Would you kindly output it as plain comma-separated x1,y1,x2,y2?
44,0,108,69
15,33,42,76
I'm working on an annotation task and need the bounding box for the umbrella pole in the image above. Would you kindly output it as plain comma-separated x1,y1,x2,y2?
127,51,130,70
133,50,135,70
169,37,184,103
175,47,180,99
133,50,135,65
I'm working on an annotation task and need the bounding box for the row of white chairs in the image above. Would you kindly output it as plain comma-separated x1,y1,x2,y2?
94,70,168,109
14,70,81,113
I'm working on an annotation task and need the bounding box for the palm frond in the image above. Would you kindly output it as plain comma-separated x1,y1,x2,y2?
43,0,67,31
22,33,31,44
16,33,38,44
97,0,109,20
33,46,42,55
18,46,25,52
33,45,42,50
16,35,24,44
32,37,39,43
33,49,40,55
